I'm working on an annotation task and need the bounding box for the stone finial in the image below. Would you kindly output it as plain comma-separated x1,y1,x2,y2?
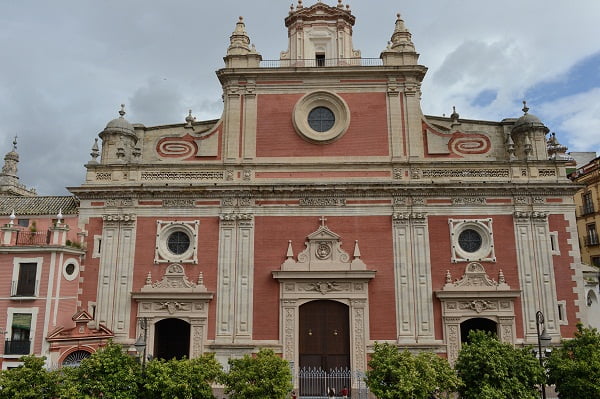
498,269,505,284
56,208,63,225
337,0,343,8
119,104,126,118
185,109,196,128
145,272,152,286
446,270,452,284
547,132,572,161
197,272,204,286
227,16,251,55
286,240,294,259
353,240,362,258
381,12,418,65
89,138,100,164
522,100,529,114
506,134,516,161
9,210,15,226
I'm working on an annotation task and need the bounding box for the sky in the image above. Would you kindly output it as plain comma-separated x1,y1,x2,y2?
1,0,599,196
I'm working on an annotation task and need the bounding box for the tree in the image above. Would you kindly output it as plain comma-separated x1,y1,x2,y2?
64,341,141,399
223,348,293,399
455,330,544,399
546,324,600,399
365,342,461,399
0,355,61,399
142,354,223,399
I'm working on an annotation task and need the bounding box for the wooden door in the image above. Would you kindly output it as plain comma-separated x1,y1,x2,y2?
299,300,350,371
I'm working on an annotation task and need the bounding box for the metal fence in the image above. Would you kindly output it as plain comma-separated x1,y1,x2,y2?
294,367,369,399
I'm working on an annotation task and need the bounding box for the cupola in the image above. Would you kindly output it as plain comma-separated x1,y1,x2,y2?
98,104,138,164
280,1,360,67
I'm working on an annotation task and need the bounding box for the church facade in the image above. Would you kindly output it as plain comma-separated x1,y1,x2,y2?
0,0,586,387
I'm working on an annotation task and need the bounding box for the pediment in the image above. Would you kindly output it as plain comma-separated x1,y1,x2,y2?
439,262,514,293
280,219,367,271
140,263,207,293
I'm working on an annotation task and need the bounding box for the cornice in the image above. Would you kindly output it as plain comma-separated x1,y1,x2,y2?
69,181,579,201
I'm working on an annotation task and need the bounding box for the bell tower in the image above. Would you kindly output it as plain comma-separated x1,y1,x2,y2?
281,0,361,66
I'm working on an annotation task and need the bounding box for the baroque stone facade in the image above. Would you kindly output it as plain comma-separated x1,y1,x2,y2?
0,1,587,388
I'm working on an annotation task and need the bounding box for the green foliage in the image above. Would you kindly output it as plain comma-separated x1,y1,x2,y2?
66,341,141,399
0,355,61,399
455,331,544,399
365,342,460,399
546,324,600,399
142,354,223,399
223,348,293,399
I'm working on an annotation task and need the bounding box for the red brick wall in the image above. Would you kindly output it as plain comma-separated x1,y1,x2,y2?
255,93,390,158
549,214,579,337
428,215,524,340
253,216,396,341
131,217,221,339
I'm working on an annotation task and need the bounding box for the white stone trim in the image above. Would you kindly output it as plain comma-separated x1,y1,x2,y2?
449,218,496,263
11,256,43,298
292,91,350,144
154,220,199,264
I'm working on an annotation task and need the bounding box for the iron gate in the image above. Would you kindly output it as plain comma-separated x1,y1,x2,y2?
294,367,369,399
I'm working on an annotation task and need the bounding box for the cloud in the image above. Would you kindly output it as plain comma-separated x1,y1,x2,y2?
538,88,600,154
129,77,186,126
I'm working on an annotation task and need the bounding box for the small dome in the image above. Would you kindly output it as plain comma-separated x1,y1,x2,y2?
513,101,546,131
103,104,134,135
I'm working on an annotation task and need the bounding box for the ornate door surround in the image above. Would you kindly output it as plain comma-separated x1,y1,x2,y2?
272,221,375,375
435,262,520,364
131,264,213,358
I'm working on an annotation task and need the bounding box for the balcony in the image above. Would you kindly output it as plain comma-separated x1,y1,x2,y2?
259,58,383,68
4,340,31,355
14,230,51,246
579,205,596,216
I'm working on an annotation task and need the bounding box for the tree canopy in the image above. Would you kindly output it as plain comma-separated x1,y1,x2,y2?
0,355,62,399
223,348,293,399
546,324,600,399
455,330,544,399
365,342,460,399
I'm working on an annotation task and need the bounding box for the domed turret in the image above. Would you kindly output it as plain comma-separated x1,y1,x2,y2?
510,101,549,161
98,104,138,164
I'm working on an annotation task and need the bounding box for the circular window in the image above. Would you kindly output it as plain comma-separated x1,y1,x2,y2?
65,263,76,275
62,258,79,281
292,91,350,143
167,231,191,255
308,107,335,132
458,229,483,253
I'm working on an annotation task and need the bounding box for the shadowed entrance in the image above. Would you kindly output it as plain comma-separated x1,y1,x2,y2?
460,317,498,343
153,318,190,360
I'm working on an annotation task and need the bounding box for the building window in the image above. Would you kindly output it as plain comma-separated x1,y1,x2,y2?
5,313,32,355
315,53,326,67
586,223,599,246
292,90,351,144
458,229,482,253
62,350,92,367
591,256,600,267
549,232,560,255
155,221,199,264
17,219,29,227
449,218,496,263
62,258,80,281
308,107,335,132
13,263,37,297
557,301,568,325
167,231,191,255
582,192,595,215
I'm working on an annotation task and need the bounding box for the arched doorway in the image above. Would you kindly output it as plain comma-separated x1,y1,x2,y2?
460,317,498,343
299,300,350,371
299,300,350,396
154,318,190,360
